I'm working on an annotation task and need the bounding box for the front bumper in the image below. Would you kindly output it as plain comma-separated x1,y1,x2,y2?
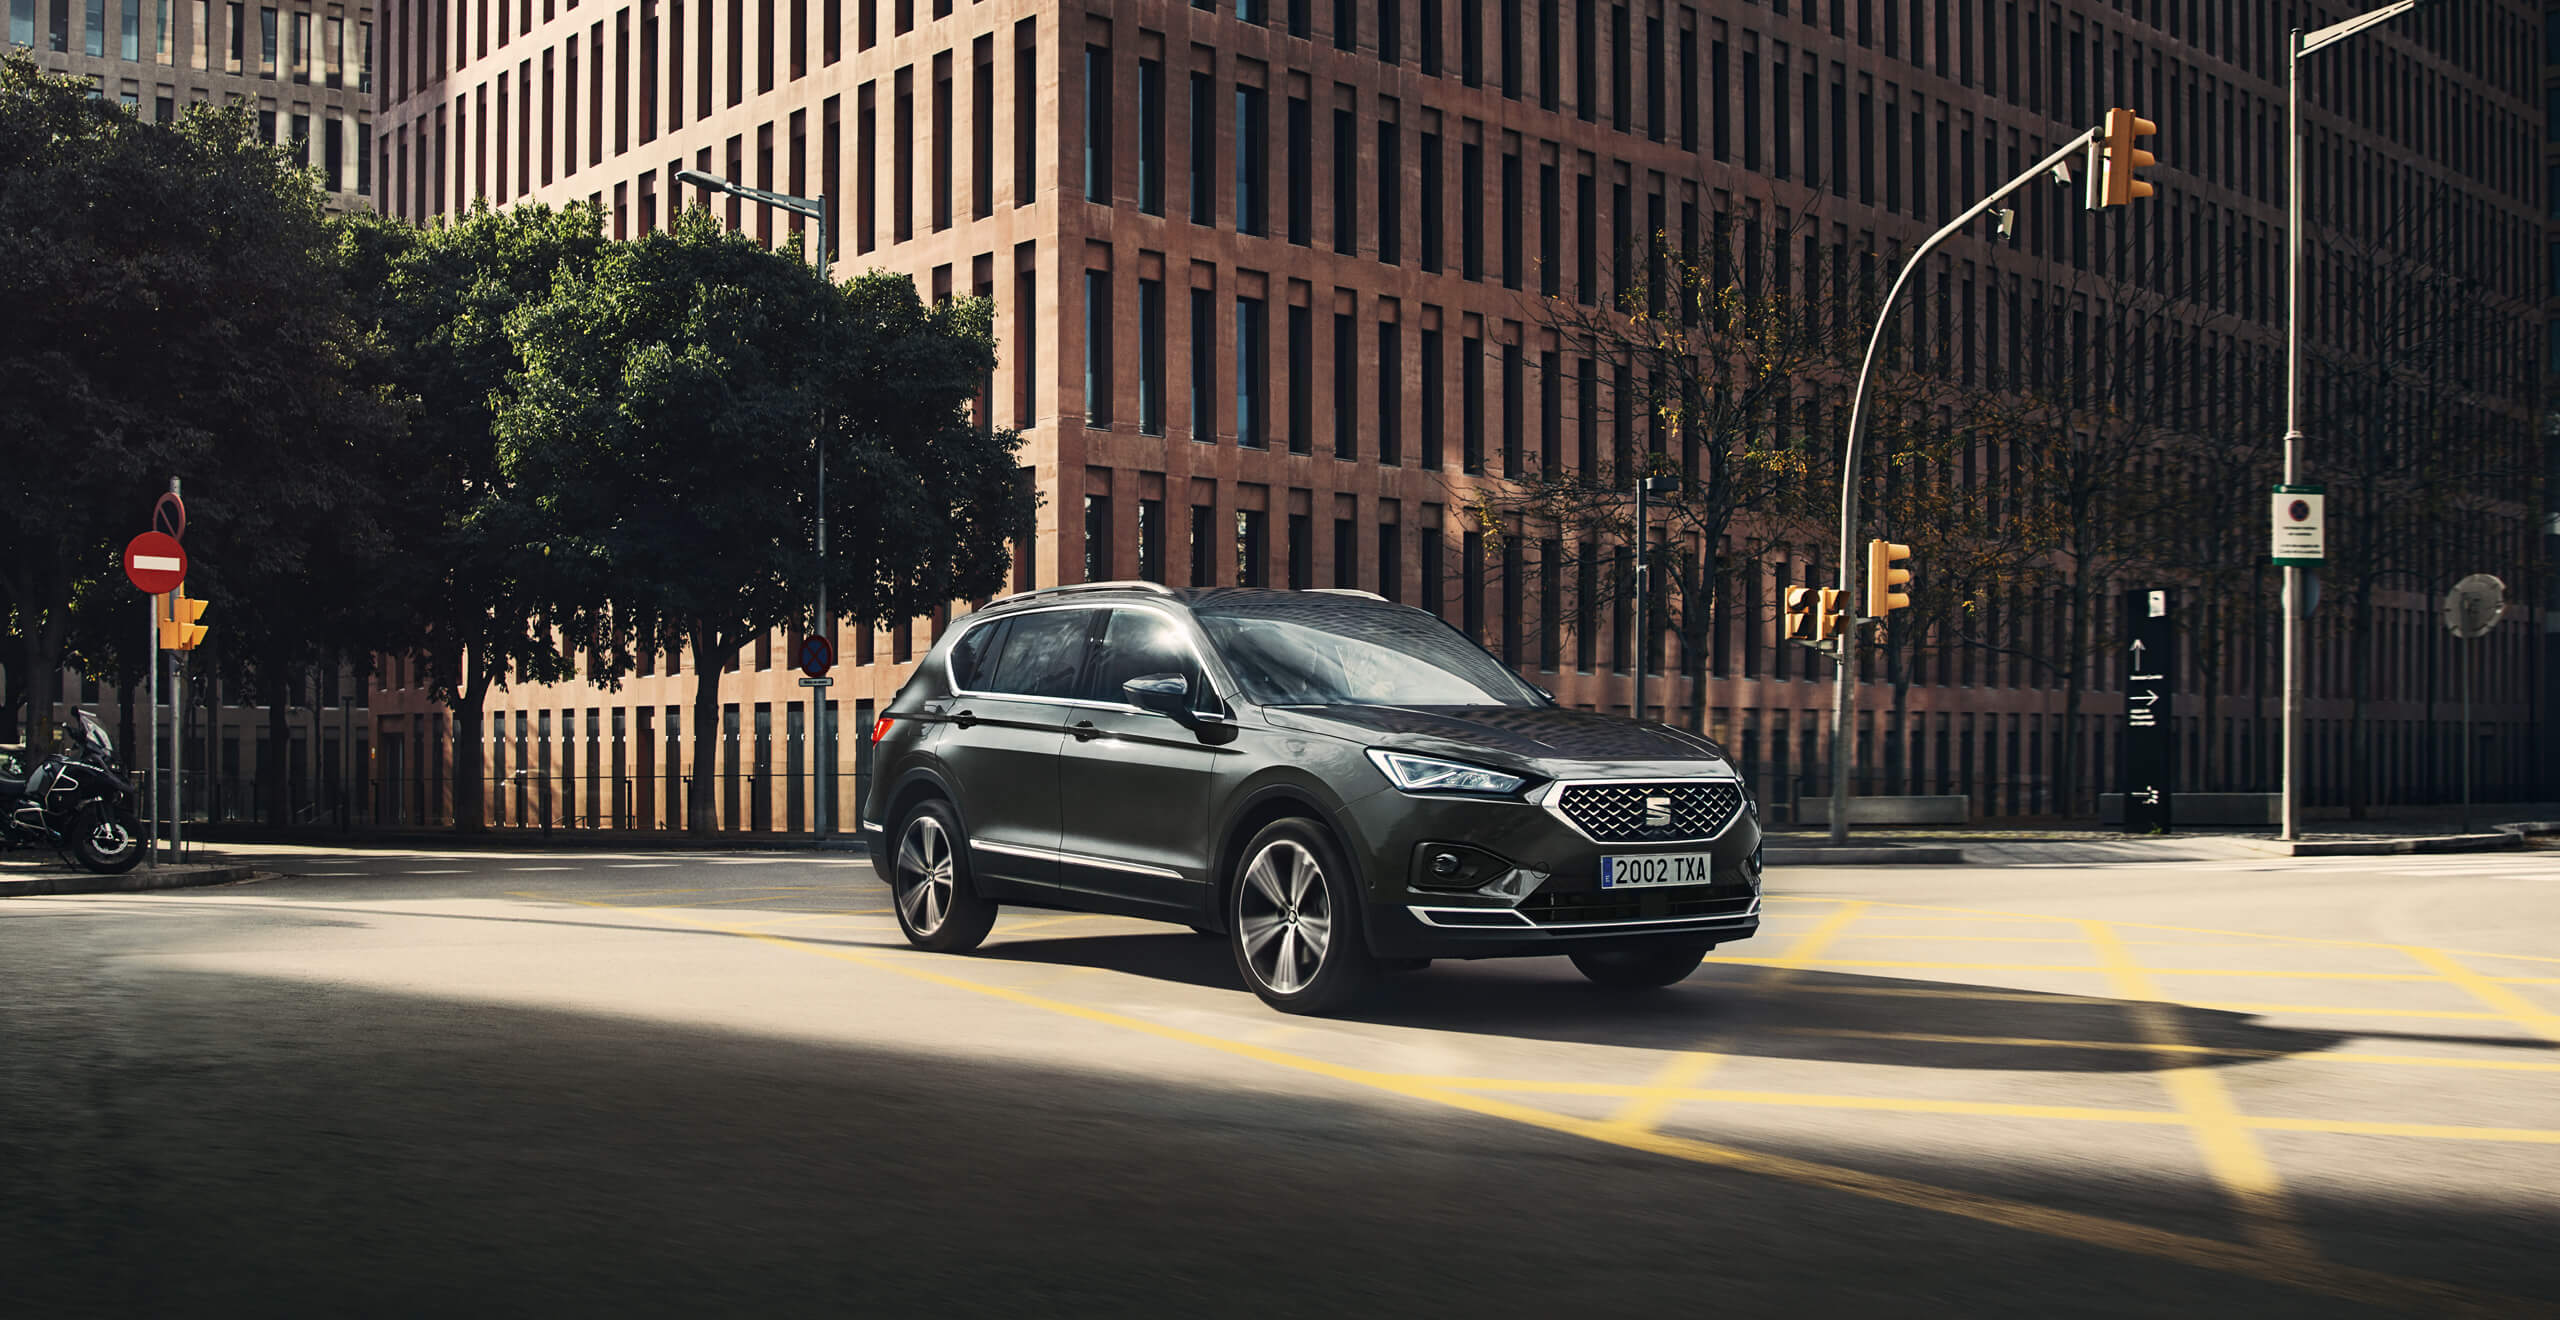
1334,779,1764,960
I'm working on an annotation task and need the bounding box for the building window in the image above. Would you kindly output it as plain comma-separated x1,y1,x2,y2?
1461,334,1484,474
1572,0,1592,121
1539,538,1561,670
1419,326,1443,470
1084,268,1113,428
1418,0,1437,73
1138,277,1165,435
1287,512,1312,589
1333,0,1352,51
1137,58,1164,214
1420,523,1444,617
1014,23,1035,204
1501,340,1522,476
1460,0,1480,86
1285,94,1311,244
1377,521,1402,601
1190,503,1217,585
1460,140,1482,280
1235,295,1267,448
1538,349,1559,473
1332,107,1357,254
1138,497,1166,582
1234,84,1267,235
1083,493,1113,582
1190,286,1217,438
1462,529,1484,642
1377,321,1401,464
1287,302,1313,454
1083,44,1111,203
1377,122,1401,264
1574,169,1594,303
1418,129,1441,272
1333,517,1357,588
1236,509,1268,586
1679,24,1695,150
1500,151,1521,288
1189,71,1215,224
1332,312,1358,460
1539,162,1558,296
1379,0,1397,63
1643,13,1661,141
1609,4,1628,132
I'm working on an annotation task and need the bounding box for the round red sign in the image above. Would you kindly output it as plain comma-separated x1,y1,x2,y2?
123,530,188,594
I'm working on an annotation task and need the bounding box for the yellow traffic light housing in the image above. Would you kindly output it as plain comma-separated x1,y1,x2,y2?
1816,588,1848,642
2099,107,2157,207
1866,540,1913,621
157,587,210,652
1782,586,1816,642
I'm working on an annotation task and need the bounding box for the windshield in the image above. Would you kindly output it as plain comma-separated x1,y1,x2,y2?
1195,593,1548,708
75,710,112,757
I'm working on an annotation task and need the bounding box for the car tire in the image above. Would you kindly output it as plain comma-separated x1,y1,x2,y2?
1569,938,1713,990
70,806,142,875
889,800,997,954
1229,817,1378,1015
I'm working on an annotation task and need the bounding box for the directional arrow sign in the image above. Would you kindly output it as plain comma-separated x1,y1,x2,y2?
2131,690,2160,708
2121,589,2176,833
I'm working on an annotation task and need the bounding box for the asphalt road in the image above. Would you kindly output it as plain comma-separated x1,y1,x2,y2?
4,842,2556,1317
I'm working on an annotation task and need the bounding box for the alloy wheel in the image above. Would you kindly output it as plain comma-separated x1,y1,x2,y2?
1237,839,1331,994
896,814,955,936
89,818,134,856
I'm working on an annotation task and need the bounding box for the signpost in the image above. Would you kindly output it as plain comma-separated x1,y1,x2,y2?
2121,588,2175,834
797,635,835,836
128,486,190,866
2270,484,2325,567
2440,574,2506,835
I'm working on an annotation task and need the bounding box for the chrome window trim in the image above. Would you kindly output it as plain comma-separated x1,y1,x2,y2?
1407,898,1761,931
1533,775,1747,845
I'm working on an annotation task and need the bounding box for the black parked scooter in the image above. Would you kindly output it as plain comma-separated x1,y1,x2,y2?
1,710,144,874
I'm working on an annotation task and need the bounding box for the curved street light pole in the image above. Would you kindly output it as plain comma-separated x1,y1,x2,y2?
673,169,833,837
1828,127,2103,845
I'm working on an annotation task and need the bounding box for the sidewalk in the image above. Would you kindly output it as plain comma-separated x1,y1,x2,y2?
181,823,869,852
0,854,259,897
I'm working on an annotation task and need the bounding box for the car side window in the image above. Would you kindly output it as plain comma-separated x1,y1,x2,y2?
1084,610,1197,705
977,609,1093,699
946,617,1009,690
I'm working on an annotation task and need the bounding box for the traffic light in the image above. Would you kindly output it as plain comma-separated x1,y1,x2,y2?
157,587,209,652
1816,588,1848,642
1782,587,1816,642
2099,106,2158,207
1866,540,1913,621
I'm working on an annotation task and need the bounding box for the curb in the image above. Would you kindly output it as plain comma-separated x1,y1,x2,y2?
2230,832,2525,857
1765,845,1967,866
0,864,260,898
181,829,870,854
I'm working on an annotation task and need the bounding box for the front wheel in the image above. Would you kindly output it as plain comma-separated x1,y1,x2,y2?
1569,938,1712,990
1230,818,1378,1015
890,801,996,953
71,806,142,875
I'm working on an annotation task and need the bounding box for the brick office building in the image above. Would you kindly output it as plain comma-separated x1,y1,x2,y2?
366,0,2548,831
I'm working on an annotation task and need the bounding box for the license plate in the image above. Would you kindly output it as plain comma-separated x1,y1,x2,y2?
1599,853,1716,888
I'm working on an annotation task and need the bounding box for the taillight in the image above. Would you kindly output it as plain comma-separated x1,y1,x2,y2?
871,715,895,743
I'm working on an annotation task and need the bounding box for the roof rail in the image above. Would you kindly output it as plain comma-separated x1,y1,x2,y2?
1309,588,1389,601
994,580,1177,605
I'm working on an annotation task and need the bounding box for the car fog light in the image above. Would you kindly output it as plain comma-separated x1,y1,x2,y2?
1431,851,1462,877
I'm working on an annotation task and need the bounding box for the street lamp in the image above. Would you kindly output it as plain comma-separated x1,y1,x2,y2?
2278,0,2434,841
674,168,838,838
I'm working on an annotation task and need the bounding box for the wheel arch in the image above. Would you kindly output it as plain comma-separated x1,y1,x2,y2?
1209,781,1361,932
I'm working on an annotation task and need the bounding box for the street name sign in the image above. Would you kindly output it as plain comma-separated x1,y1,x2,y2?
2270,484,2325,566
123,531,188,594
2121,588,2175,834
798,676,834,688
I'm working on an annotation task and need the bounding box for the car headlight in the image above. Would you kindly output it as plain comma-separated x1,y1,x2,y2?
1365,750,1527,796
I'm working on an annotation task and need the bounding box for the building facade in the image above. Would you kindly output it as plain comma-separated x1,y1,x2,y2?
11,0,379,205
368,0,2548,831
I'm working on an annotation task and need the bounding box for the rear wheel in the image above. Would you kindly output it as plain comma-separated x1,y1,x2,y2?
1230,818,1378,1015
890,801,996,953
1569,938,1712,990
70,806,141,875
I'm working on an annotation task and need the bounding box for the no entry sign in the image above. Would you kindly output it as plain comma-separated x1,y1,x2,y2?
124,531,188,594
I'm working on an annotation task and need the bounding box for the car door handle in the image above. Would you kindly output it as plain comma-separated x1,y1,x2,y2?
949,710,978,729
1070,721,1100,741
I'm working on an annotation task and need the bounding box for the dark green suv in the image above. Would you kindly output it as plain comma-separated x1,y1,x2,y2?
861,584,1763,1014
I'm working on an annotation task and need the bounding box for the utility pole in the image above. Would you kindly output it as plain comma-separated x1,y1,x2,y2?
1629,474,1676,724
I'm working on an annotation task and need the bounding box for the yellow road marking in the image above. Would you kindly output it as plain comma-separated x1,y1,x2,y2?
560,895,2532,1318
1607,901,1872,1132
2084,920,2313,1260
2186,1001,2517,1023
1772,1027,2560,1073
1706,955,2557,985
2400,946,2560,1043
1774,897,2560,966
728,908,896,925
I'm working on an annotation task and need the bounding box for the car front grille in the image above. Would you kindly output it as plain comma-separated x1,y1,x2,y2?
1517,886,1758,926
1555,780,1744,842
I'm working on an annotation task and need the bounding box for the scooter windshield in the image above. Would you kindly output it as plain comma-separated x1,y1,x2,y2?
74,710,113,758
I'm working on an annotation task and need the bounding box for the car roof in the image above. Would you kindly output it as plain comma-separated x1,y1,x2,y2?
970,584,1393,618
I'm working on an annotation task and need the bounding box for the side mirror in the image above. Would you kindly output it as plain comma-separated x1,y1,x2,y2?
1122,672,1191,717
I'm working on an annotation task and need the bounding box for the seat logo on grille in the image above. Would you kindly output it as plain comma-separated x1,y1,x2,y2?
1643,793,1674,828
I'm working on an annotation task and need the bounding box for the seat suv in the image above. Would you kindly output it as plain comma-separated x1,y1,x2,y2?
861,583,1763,1014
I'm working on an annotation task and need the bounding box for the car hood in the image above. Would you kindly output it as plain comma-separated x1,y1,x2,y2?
1262,704,1734,777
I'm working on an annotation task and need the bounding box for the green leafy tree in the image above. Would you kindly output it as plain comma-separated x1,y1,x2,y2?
500,209,1029,834
344,200,607,830
0,52,384,758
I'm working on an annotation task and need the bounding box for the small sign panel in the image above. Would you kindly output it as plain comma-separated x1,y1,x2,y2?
2271,484,2325,566
2121,589,2175,834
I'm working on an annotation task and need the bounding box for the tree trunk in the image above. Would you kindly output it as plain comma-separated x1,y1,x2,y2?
450,656,494,833
688,624,725,837
1680,565,1713,736
2347,581,2375,820
265,660,293,828
2058,581,2089,821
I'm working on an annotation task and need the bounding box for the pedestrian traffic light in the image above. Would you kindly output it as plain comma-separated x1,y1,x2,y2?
1783,587,1816,642
2099,107,2158,207
1866,540,1913,621
157,587,210,652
